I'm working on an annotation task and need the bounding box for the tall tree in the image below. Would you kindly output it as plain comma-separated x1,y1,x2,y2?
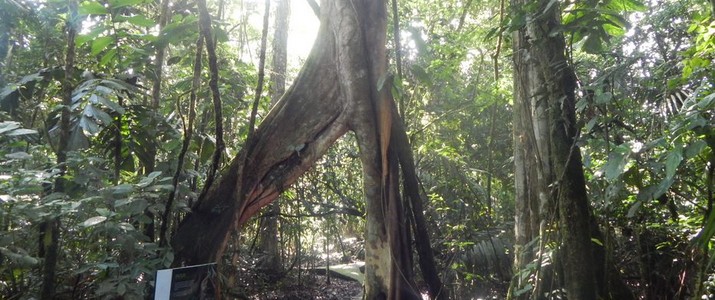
257,0,290,276
41,0,77,298
508,0,633,298
171,0,443,298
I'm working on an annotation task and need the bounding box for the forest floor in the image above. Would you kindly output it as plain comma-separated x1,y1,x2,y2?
246,274,363,300
240,262,365,300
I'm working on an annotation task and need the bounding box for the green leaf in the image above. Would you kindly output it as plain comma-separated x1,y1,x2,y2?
0,247,39,267
0,121,20,134
166,56,181,65
377,74,388,91
79,1,108,15
542,0,559,15
91,103,113,125
697,93,715,110
6,128,37,136
627,200,642,218
685,140,707,159
96,208,112,216
81,216,107,227
603,144,630,180
91,36,115,56
585,117,598,132
595,91,613,104
118,222,136,231
664,145,683,179
136,171,161,188
591,237,604,246
410,65,431,85
112,184,134,195
127,15,156,27
100,48,118,66
115,282,127,296
602,22,626,36
79,114,100,135
94,94,125,114
5,152,32,160
109,0,144,9
698,209,715,247
515,283,533,296
582,33,605,54
607,0,646,12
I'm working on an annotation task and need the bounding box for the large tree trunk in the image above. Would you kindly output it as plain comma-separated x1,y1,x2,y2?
508,0,634,299
172,0,440,298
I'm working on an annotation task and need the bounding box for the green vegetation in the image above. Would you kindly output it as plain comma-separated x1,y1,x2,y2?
0,0,713,298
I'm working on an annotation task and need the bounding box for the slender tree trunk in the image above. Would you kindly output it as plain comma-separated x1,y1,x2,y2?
41,1,77,298
197,0,225,197
0,27,9,88
144,0,172,242
257,0,290,275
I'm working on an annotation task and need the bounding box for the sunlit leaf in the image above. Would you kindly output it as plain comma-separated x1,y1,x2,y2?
91,36,115,56
81,216,107,227
127,15,156,27
6,128,37,136
109,0,144,9
79,113,100,135
100,48,118,66
95,94,125,114
79,1,108,15
607,0,647,12
591,237,603,246
0,121,20,134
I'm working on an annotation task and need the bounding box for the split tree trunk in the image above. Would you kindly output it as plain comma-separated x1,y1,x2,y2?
171,0,441,298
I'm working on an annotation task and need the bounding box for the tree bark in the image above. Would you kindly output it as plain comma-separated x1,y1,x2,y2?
509,0,613,299
172,1,442,298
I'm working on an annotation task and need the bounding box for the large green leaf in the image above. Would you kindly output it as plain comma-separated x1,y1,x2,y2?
606,0,647,12
0,121,38,136
81,216,107,227
109,0,144,9
76,25,106,46
127,15,156,27
79,1,108,15
664,144,683,179
100,48,118,66
603,144,630,180
91,36,115,56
